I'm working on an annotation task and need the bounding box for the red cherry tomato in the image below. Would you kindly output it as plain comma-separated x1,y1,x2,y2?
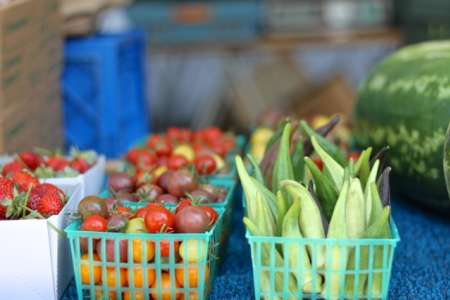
194,155,217,176
199,206,218,226
154,140,173,157
135,207,149,219
208,141,227,158
82,215,108,232
167,127,182,143
222,136,236,153
147,135,163,148
167,155,189,171
160,240,180,257
175,198,192,214
314,159,323,171
178,129,192,143
202,127,223,143
144,206,175,233
348,152,361,163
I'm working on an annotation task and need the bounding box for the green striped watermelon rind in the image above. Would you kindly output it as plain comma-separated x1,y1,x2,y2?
444,122,450,201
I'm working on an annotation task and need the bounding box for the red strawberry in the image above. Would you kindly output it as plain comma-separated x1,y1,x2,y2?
11,171,39,192
46,156,69,172
37,192,64,217
18,152,42,171
28,183,65,211
70,158,90,174
0,177,14,219
2,160,25,176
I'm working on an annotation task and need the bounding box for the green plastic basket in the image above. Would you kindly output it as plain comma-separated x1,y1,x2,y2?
246,221,400,300
65,208,225,300
100,178,237,262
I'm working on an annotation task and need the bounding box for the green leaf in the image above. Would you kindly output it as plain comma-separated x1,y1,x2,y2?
272,123,295,193
311,137,344,189
300,120,347,166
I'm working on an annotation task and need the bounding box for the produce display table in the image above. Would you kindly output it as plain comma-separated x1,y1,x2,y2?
63,191,450,299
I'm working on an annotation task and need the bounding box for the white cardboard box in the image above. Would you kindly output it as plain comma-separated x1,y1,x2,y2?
0,155,106,198
0,184,82,300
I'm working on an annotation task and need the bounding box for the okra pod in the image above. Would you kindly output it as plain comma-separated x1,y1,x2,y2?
246,153,265,185
282,198,323,293
305,157,339,220
300,120,347,166
346,178,366,239
272,123,295,193
291,141,305,183
311,137,344,190
324,180,350,299
281,180,326,269
364,160,380,226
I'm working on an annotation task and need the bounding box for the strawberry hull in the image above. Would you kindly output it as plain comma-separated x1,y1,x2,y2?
0,184,83,300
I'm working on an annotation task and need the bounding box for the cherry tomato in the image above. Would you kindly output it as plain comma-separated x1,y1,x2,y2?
178,129,192,143
158,155,169,167
314,159,323,171
208,141,227,157
136,152,157,170
154,140,173,157
116,206,133,218
159,239,180,257
151,272,180,300
202,127,223,143
81,215,108,232
167,154,189,171
135,169,156,187
144,206,175,233
222,135,236,153
194,155,217,175
166,127,182,143
146,135,163,148
176,198,192,214
348,152,361,163
135,207,149,219
198,206,218,226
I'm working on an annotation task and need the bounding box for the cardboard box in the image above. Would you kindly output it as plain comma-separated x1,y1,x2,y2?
0,184,82,300
0,0,34,52
0,0,63,153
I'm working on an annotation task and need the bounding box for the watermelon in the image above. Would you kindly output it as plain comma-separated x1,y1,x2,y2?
353,41,450,211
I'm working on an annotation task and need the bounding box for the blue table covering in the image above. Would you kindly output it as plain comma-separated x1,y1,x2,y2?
64,193,450,299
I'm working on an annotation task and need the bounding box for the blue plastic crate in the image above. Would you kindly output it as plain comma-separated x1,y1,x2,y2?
127,1,261,44
63,30,149,158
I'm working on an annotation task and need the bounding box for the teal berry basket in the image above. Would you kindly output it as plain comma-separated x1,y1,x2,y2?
65,208,225,300
246,221,400,300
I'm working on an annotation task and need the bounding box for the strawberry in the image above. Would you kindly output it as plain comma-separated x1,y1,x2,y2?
0,177,14,219
46,156,69,172
18,152,43,171
28,183,65,211
70,158,90,174
37,192,64,217
2,160,26,176
11,171,39,192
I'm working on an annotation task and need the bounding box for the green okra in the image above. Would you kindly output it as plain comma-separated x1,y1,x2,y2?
255,190,277,236
305,157,339,220
250,177,278,220
272,123,295,193
282,198,323,293
364,160,380,225
346,206,391,298
353,147,372,179
291,141,305,183
324,180,350,299
246,153,265,185
281,180,326,269
346,178,366,239
243,217,297,299
311,137,344,190
300,120,347,166
276,191,288,236
236,155,259,221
